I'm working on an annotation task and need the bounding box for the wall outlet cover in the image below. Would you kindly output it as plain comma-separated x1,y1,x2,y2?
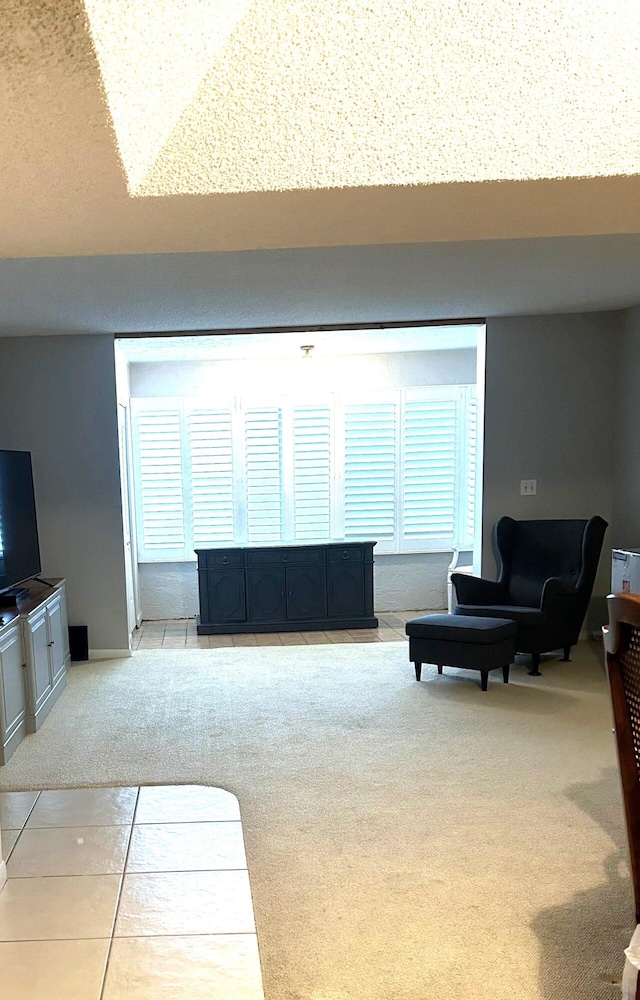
520,479,537,496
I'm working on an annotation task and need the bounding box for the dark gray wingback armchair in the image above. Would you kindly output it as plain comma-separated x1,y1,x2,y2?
452,516,608,675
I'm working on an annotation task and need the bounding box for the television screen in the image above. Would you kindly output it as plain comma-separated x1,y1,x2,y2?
0,450,41,594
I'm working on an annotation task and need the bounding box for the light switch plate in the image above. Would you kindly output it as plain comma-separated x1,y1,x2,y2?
521,479,537,496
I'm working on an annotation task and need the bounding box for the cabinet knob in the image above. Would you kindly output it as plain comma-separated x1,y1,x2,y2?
342,550,350,559
222,556,230,565
282,554,289,562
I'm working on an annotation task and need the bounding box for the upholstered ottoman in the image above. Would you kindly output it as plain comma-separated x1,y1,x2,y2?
405,614,517,691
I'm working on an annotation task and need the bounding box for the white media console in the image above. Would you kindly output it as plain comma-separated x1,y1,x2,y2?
0,579,70,765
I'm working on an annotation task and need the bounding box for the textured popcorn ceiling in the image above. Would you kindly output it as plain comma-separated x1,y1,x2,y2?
1,0,640,258
83,0,640,196
83,0,251,191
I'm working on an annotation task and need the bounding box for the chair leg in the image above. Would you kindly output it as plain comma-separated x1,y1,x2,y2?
414,662,422,682
481,671,488,691
560,645,571,662
502,665,510,684
437,664,443,674
528,653,541,677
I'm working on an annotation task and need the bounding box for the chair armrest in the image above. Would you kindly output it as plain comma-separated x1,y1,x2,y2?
540,577,580,612
451,574,506,605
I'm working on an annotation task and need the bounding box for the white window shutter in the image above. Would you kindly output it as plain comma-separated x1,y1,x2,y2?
466,392,478,545
187,408,235,547
402,394,457,547
244,407,283,543
131,380,479,561
292,405,332,541
134,408,186,559
343,402,396,543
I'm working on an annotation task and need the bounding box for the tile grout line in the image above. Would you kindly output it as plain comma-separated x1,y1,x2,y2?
0,931,259,943
115,866,249,877
2,791,42,862
98,786,140,1000
19,818,241,832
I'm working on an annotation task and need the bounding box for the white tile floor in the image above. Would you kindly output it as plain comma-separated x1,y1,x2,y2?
0,786,264,999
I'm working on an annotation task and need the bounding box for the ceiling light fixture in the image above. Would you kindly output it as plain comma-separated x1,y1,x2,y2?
300,344,314,359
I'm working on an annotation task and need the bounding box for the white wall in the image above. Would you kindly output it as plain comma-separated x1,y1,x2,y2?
131,348,476,618
129,348,477,397
482,312,619,624
0,335,130,653
114,341,131,406
139,550,453,620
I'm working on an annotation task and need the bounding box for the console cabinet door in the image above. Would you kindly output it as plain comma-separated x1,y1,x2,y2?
24,608,52,713
327,562,367,619
247,568,286,621
286,566,326,620
200,570,246,623
0,624,26,746
46,594,67,685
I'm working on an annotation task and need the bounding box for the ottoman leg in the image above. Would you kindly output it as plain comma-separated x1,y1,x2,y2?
502,665,510,684
481,671,488,691
437,664,443,675
528,653,541,676
414,662,422,682
561,645,571,661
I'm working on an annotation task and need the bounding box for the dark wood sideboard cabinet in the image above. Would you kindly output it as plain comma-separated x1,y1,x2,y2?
196,542,378,634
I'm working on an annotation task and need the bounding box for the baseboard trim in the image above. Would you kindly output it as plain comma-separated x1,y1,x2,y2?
89,649,133,660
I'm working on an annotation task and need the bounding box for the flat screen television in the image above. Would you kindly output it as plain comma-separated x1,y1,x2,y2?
0,450,41,596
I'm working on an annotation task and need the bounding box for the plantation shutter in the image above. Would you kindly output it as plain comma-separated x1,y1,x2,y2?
466,393,478,544
131,382,479,560
343,401,396,544
245,406,283,543
187,408,235,546
292,405,332,540
402,392,458,547
134,407,186,559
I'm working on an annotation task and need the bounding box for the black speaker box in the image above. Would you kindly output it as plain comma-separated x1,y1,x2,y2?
68,624,89,661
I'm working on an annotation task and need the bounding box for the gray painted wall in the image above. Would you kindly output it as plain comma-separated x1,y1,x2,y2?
0,335,130,652
613,305,640,548
482,312,619,613
0,311,626,648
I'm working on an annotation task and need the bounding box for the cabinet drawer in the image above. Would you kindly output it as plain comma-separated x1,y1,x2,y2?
328,545,365,562
198,550,243,569
247,547,323,566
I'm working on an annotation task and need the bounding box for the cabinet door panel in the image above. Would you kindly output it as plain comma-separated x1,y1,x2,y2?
247,569,286,621
0,627,25,737
26,611,52,710
47,596,66,684
327,563,366,618
201,570,246,623
286,567,326,620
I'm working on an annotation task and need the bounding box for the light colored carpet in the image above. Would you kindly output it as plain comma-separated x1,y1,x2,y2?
0,641,633,999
